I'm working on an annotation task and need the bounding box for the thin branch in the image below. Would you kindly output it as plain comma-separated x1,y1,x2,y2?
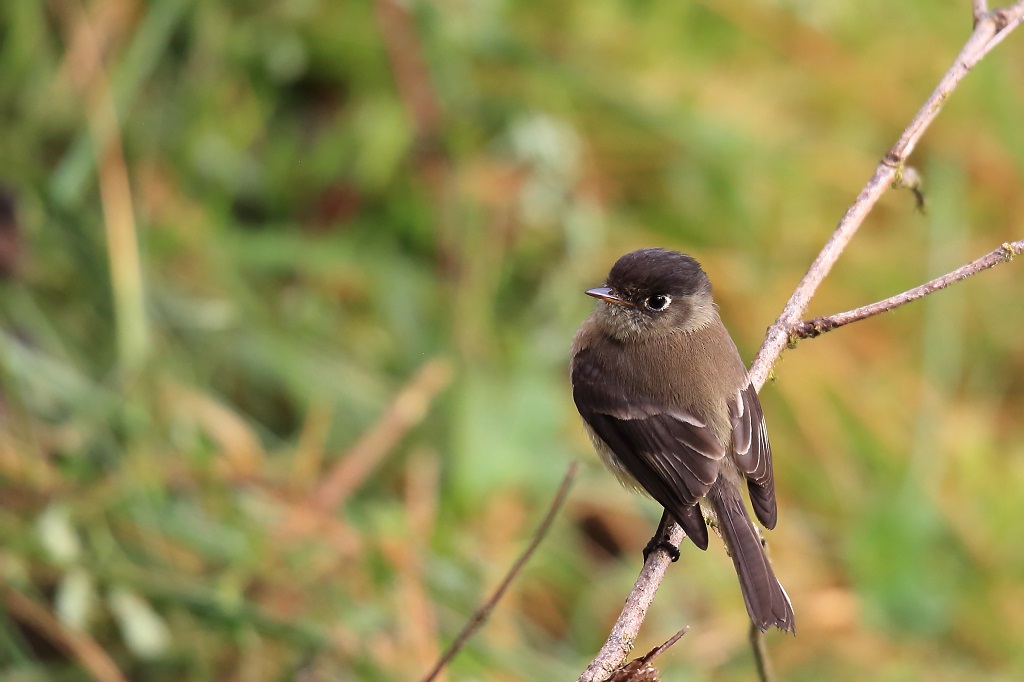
606,627,690,682
577,521,685,682
422,462,579,682
976,5,1024,52
639,627,689,665
791,240,1024,341
973,1,990,26
578,4,1024,680
750,624,775,682
751,1,1024,391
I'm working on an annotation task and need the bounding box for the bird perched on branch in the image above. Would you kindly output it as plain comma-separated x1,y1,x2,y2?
571,248,794,634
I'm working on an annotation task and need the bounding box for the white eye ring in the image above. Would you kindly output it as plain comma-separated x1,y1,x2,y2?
644,294,672,311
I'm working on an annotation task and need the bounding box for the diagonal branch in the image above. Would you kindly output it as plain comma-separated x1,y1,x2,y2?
577,521,685,682
790,240,1024,341
577,4,1024,680
749,1,1024,391
422,462,579,682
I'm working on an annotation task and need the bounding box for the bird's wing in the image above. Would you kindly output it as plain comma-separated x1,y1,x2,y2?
728,383,777,529
572,352,726,550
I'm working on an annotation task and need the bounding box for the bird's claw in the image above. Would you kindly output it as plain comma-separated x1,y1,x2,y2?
643,536,680,563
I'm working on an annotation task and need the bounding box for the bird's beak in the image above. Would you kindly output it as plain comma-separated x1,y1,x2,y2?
585,287,632,306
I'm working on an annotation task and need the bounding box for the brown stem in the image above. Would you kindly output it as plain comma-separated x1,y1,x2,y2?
422,462,579,682
371,0,443,142
750,623,776,682
791,240,1024,341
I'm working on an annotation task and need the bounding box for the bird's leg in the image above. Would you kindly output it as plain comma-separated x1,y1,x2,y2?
643,510,681,563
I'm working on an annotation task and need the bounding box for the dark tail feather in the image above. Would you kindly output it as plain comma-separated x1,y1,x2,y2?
708,479,795,634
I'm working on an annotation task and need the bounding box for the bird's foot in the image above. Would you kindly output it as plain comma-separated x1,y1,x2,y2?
643,536,680,563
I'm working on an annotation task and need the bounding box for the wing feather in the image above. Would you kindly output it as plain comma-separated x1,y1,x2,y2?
730,383,777,529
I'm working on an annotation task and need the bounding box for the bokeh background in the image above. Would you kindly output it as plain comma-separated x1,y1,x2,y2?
1,1,1023,680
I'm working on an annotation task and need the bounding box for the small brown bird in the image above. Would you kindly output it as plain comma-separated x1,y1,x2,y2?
571,248,794,633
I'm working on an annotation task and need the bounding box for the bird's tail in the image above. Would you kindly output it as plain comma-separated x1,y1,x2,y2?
707,479,795,634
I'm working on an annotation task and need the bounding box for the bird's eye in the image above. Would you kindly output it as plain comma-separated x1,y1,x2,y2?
644,294,671,311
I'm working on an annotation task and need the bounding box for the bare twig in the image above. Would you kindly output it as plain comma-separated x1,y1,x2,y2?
389,450,443,677
791,240,1024,341
606,627,690,682
579,4,1024,680
577,521,685,682
973,1,990,26
750,623,775,682
422,462,579,682
750,2,1024,391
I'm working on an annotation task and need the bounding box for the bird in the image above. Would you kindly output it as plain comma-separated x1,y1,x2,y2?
570,247,794,634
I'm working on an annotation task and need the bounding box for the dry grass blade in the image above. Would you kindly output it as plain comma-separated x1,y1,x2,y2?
2,586,128,682
54,0,148,372
372,0,443,141
314,357,453,510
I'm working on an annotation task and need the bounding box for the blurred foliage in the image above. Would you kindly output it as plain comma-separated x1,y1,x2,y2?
1,1,1023,680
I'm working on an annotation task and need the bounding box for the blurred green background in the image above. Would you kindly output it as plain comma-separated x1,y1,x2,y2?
1,1,1023,680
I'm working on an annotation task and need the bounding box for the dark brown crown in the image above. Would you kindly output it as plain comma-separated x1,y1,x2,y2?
605,248,711,299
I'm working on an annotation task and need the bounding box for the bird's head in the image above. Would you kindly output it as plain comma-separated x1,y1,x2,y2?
586,248,717,342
